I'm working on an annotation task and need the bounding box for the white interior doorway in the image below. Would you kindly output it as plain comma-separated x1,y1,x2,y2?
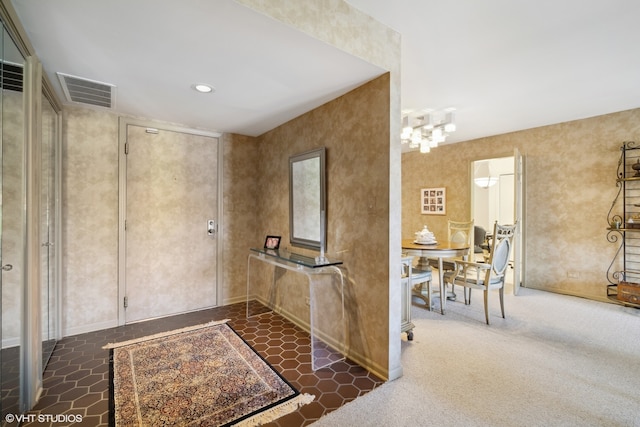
472,157,515,231
471,153,525,293
117,118,223,325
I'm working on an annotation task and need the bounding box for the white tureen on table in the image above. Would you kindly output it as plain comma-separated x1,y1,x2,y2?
414,225,437,245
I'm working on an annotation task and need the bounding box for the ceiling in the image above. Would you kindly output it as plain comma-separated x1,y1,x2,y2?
347,0,640,145
10,0,640,147
9,0,384,136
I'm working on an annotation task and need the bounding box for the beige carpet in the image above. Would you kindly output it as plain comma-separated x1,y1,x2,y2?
312,286,640,426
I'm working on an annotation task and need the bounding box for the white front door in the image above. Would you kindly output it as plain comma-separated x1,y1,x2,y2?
121,123,219,323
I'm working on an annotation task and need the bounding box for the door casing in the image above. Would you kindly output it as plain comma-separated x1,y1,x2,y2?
469,152,526,293
117,117,223,325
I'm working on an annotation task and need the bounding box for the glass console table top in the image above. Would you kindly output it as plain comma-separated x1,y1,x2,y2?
250,247,343,268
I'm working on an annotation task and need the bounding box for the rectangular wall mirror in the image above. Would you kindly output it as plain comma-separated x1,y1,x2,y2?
289,147,326,250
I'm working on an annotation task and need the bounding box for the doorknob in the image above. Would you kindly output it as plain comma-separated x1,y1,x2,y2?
2,264,13,271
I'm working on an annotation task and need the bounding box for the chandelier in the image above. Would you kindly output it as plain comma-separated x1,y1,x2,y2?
401,109,456,153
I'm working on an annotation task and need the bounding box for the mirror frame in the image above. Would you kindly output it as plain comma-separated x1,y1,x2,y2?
289,147,326,250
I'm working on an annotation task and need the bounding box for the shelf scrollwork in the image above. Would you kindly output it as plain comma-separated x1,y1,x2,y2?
606,238,624,285
606,229,621,243
606,183,623,227
618,141,640,180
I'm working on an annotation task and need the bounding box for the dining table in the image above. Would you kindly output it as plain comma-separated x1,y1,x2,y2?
402,239,470,314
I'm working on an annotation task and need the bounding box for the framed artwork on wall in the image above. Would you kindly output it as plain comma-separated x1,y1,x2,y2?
421,187,446,215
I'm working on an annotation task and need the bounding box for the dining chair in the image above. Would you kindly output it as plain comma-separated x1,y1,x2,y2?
401,256,433,338
473,225,489,261
402,255,434,312
428,219,474,299
446,221,516,324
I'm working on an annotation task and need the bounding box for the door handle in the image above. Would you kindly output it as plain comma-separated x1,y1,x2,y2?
207,220,216,236
2,264,13,271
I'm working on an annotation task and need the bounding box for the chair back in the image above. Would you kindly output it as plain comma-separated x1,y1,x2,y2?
448,219,474,245
473,226,487,253
487,222,516,279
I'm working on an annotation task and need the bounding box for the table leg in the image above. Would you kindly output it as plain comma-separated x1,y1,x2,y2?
438,257,446,314
416,256,431,271
309,268,346,371
247,254,345,371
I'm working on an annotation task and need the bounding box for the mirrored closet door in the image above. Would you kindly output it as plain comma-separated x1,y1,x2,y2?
1,21,25,420
41,93,59,370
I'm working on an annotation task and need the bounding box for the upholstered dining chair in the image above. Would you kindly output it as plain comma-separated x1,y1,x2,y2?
474,225,489,261
428,219,474,299
403,256,434,311
401,256,432,338
446,221,516,324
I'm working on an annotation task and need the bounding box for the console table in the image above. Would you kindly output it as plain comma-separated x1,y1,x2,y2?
247,248,345,370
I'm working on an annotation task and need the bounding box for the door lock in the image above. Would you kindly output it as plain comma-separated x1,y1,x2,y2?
207,220,216,236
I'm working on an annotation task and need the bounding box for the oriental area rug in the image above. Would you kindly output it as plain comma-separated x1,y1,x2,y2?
105,320,314,426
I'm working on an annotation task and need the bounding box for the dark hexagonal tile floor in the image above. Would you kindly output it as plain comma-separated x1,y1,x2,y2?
21,301,383,426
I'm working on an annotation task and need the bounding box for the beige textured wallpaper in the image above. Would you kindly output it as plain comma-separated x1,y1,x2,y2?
232,0,402,379
402,108,640,301
238,0,400,74
222,132,260,304
235,74,393,378
62,106,120,334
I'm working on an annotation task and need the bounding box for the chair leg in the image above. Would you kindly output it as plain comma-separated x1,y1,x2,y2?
449,283,456,301
484,290,490,325
442,272,455,301
464,288,471,305
499,287,505,319
426,280,432,312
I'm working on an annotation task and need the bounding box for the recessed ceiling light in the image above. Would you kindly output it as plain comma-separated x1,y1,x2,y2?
192,83,214,93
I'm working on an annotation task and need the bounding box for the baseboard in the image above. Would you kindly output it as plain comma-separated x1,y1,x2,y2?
386,363,403,381
64,320,118,338
524,286,610,304
222,295,247,305
2,337,19,349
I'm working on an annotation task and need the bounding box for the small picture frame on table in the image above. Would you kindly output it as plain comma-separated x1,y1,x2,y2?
264,235,281,250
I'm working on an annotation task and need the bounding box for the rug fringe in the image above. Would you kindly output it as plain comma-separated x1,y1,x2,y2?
232,393,315,427
102,319,230,349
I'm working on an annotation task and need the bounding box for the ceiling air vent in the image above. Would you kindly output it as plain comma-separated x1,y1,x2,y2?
57,72,115,108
